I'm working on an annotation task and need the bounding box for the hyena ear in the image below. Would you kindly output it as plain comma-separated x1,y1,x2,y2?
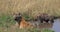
12,12,18,18
18,13,23,16
18,13,21,16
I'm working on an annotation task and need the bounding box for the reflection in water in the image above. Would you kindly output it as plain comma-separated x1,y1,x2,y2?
52,19,60,32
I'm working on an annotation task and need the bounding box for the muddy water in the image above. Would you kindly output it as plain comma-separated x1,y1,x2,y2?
52,19,60,32
37,19,60,32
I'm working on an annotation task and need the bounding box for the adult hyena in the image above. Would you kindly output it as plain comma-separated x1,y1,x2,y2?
37,13,55,23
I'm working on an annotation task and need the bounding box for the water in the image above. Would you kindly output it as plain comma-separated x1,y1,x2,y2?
52,19,60,32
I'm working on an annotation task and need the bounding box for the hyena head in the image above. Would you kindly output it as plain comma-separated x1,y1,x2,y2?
13,13,22,25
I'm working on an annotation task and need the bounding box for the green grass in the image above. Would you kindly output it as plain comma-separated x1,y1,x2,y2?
0,14,54,32
0,0,59,32
42,28,54,32
0,14,15,27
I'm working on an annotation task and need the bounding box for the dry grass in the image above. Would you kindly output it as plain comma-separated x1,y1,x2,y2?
0,0,59,32
0,0,60,16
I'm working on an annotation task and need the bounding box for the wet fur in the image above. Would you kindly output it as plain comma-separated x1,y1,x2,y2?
38,13,60,23
19,17,34,28
14,14,34,29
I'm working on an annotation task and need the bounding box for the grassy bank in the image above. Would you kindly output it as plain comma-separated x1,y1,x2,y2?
0,0,59,32
0,14,54,32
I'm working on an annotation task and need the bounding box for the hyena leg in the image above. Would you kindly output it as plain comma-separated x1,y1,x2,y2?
50,20,54,23
40,20,43,23
45,20,49,23
15,22,19,27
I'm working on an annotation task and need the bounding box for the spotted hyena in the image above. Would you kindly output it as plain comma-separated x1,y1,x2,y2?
37,13,55,23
